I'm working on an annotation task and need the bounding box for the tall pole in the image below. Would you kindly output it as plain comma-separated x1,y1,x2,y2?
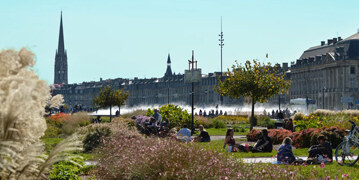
219,17,224,105
278,94,281,110
323,88,325,109
188,50,196,135
167,77,170,104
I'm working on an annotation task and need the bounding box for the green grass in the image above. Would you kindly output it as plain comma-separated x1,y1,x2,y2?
42,137,64,153
205,128,249,136
41,137,97,161
196,139,335,158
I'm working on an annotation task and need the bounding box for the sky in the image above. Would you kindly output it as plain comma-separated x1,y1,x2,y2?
1,0,359,84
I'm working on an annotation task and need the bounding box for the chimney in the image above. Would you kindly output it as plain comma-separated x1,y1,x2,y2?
333,38,337,44
338,37,342,41
328,39,333,45
282,63,288,71
321,41,325,46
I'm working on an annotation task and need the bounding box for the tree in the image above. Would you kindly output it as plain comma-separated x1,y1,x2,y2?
93,86,130,122
216,60,291,130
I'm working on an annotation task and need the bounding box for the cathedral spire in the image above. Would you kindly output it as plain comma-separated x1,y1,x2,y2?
54,12,68,85
58,11,65,54
164,53,172,77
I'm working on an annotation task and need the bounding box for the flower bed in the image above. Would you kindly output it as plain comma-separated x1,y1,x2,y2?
247,127,345,148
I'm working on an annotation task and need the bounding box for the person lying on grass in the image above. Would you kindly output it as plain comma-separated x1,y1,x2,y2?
307,135,333,164
193,125,211,142
276,137,295,164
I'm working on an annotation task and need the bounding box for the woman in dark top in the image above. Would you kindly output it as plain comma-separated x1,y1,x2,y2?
223,128,237,152
194,125,211,142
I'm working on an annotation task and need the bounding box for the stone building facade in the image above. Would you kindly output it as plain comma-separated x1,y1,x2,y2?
290,32,359,110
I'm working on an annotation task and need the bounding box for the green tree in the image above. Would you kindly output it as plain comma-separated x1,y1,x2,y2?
93,86,130,122
216,60,291,130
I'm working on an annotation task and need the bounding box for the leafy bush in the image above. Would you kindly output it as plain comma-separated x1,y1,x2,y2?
247,127,345,148
121,109,147,119
212,119,226,129
112,117,135,128
195,115,213,128
63,112,92,135
291,127,345,148
247,129,292,144
147,104,193,129
213,115,249,124
257,115,275,129
49,157,85,180
82,124,112,152
292,112,305,121
48,113,70,127
43,123,63,138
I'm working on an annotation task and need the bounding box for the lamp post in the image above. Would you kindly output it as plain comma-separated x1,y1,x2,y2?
184,50,201,135
278,94,281,111
322,87,326,109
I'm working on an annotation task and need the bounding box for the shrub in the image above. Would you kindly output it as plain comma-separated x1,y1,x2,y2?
147,104,193,129
195,116,213,128
121,109,147,119
43,123,63,138
247,126,346,148
291,127,346,148
112,117,135,128
63,112,91,135
213,115,249,124
49,157,85,180
212,119,226,129
292,112,305,121
246,129,292,144
94,122,305,179
48,113,71,127
82,124,112,152
257,115,275,129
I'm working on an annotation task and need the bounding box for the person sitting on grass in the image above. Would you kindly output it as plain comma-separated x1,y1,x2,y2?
251,129,273,153
194,125,211,142
307,135,333,164
277,137,295,164
223,128,237,152
176,124,192,142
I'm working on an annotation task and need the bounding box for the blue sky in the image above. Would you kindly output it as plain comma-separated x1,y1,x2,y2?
1,0,359,84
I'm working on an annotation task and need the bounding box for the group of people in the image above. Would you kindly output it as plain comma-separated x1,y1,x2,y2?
223,129,332,165
224,129,273,153
175,124,211,142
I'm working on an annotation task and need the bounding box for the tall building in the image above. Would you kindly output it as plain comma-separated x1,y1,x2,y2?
290,31,359,110
54,12,68,84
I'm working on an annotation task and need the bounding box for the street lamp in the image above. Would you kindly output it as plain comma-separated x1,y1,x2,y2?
184,50,201,135
322,87,326,109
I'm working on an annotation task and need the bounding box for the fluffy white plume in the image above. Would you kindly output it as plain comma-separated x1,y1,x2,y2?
0,49,82,179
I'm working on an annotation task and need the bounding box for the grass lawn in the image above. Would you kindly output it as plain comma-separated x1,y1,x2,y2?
196,139,335,158
41,137,64,153
41,137,97,161
205,127,249,136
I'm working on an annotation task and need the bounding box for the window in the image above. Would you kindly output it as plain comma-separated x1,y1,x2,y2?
351,66,355,74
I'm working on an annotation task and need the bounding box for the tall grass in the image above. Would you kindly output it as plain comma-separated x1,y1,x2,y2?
0,49,82,179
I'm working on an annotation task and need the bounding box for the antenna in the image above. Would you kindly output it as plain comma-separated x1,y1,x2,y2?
218,16,224,105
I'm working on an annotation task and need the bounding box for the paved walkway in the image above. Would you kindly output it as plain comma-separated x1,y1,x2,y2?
206,135,246,141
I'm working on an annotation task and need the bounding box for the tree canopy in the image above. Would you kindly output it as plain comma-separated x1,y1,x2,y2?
93,86,129,120
216,60,291,129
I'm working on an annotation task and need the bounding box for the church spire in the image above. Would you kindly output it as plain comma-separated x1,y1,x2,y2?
54,11,68,85
58,11,65,54
164,53,172,77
